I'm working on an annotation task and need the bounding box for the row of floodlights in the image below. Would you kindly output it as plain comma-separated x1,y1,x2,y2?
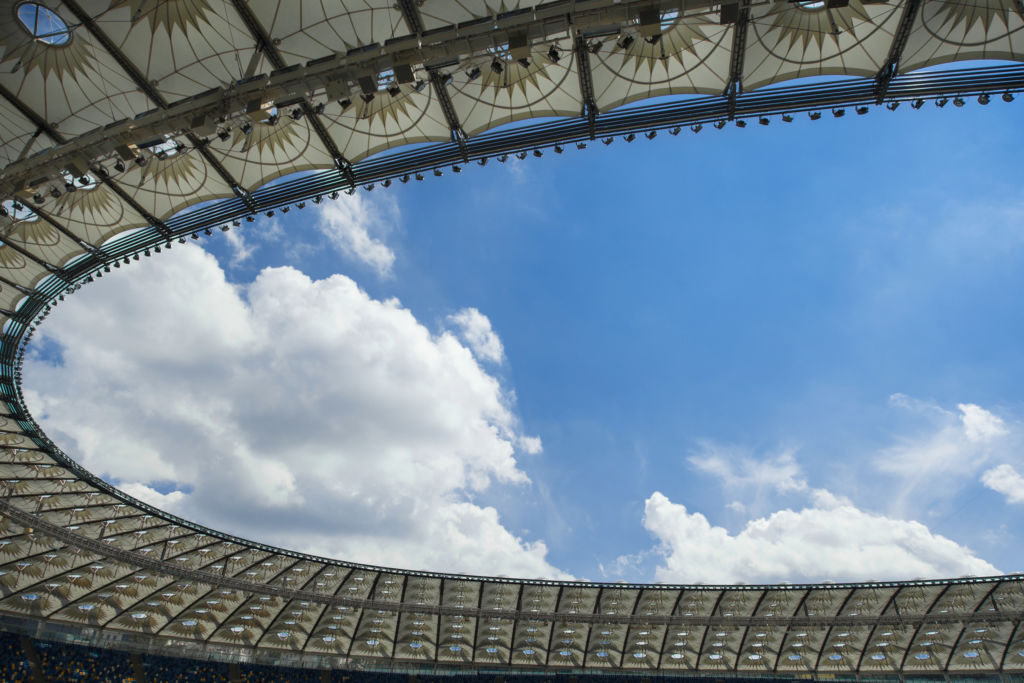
1,90,1015,218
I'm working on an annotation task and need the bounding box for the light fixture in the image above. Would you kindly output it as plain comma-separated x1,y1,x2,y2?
935,97,948,108
553,145,564,153
265,210,274,217
953,96,965,107
618,35,635,50
808,111,822,120
735,119,747,128
387,84,401,97
49,187,61,199
832,108,845,117
314,102,326,114
645,130,657,139
414,80,427,92
782,114,793,122
382,179,391,188
517,57,530,68
498,155,508,162
602,137,614,145
32,193,43,204
415,173,424,181
433,168,443,176
339,98,353,111
758,117,770,126
669,127,681,135
491,59,503,74
576,141,587,149
978,93,990,105
452,165,462,172
856,106,869,115
400,175,410,183
886,102,899,111
313,195,322,203
241,122,253,134
516,151,527,160
364,184,373,191
478,158,488,165
588,40,602,54
1002,91,1014,102
280,205,290,212
466,66,481,81
547,46,560,63
690,123,703,133
114,159,126,172
911,99,925,109
290,108,304,120
297,202,305,209
532,149,542,157
713,120,726,129
267,113,279,124
64,181,76,193
442,73,454,87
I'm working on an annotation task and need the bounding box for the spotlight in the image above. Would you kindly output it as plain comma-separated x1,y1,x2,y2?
32,193,43,204
330,191,339,200
735,119,746,128
644,34,661,45
713,120,726,129
433,168,443,176
246,215,255,222
953,96,965,107
602,137,614,145
690,123,703,133
758,117,770,126
414,80,427,92
832,108,845,117
400,175,410,183
547,46,560,63
64,181,76,193
314,102,326,114
1002,91,1014,102
265,210,274,217
453,165,462,172
297,202,305,209
618,35,635,50
339,98,353,111
808,111,822,120
135,155,147,166
96,167,108,178
669,127,681,136
645,130,657,140
280,205,290,212
782,114,793,122
588,40,602,54
241,122,253,134
290,107,304,120
478,158,488,165
498,155,508,162
11,201,22,211
517,57,530,68
313,195,322,203
911,99,925,109
515,151,527,160
467,66,481,81
345,187,355,195
935,97,948,108
50,186,61,199
856,106,869,115
267,113,279,124
144,250,151,257
415,173,424,181
364,184,373,191
886,102,899,111
532,149,542,157
576,142,587,149
204,228,212,235
491,59,503,74
442,73,454,87
387,85,401,97
554,145,564,153
382,179,391,188
191,233,198,240
0,207,6,218
978,93,990,105
114,160,125,172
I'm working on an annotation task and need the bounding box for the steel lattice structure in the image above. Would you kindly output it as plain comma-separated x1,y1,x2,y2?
1,0,1023,677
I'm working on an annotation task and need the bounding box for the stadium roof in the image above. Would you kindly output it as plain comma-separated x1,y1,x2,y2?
1,0,1024,675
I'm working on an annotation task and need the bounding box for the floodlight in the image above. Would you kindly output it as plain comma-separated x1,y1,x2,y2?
832,108,845,117
516,151,527,160
517,58,530,68
623,133,636,142
554,145,564,153
886,102,898,111
1003,91,1014,102
576,142,587,149
547,46,560,63
758,117,770,125
618,35,635,50
452,165,462,172
936,97,948,107
669,127,681,135
713,120,726,129
387,85,401,97
532,149,542,157
911,99,925,109
645,130,657,139
953,96,965,107
434,168,443,176
690,123,703,133
290,108,303,120
491,59,503,74
978,93,990,105
466,66,481,80
735,119,747,128
856,106,869,115
808,111,822,120
782,114,793,122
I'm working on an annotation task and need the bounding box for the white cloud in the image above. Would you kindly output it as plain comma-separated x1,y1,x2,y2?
316,194,396,276
960,403,1009,442
981,464,1024,504
448,307,505,364
689,446,808,495
877,397,1008,480
641,491,998,584
119,482,189,511
24,246,569,579
222,225,255,267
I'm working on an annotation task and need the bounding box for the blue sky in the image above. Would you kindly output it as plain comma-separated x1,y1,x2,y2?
24,91,1024,583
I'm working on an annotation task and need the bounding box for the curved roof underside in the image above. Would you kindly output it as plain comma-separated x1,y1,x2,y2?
1,0,1024,675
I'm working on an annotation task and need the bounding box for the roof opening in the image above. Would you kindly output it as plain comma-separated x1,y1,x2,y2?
17,3,71,45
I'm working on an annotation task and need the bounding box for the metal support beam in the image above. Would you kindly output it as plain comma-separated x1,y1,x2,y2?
228,0,356,186
725,3,750,119
573,36,598,139
429,71,470,161
874,0,924,102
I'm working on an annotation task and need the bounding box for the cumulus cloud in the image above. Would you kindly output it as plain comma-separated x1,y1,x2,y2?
960,403,1009,442
24,245,568,579
448,307,505,364
981,464,1024,505
317,194,396,276
641,491,998,584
